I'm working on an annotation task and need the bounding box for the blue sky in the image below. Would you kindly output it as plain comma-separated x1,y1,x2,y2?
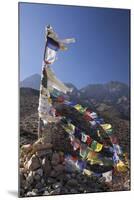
19,3,130,89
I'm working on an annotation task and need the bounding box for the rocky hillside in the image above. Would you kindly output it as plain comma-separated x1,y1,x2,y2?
79,81,130,120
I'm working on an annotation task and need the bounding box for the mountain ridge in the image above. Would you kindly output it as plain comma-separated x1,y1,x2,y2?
20,73,129,91
20,74,130,120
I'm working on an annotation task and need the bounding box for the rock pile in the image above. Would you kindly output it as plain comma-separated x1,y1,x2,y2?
19,135,111,197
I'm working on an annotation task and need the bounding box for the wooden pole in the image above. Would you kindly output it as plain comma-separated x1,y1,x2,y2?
38,25,50,138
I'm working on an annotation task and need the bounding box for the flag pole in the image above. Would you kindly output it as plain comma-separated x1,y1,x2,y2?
38,25,50,138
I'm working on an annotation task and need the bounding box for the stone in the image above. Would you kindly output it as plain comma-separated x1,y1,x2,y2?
41,178,45,184
56,174,64,182
27,171,34,184
52,182,62,190
35,182,44,190
67,179,78,187
26,191,37,197
50,188,61,195
61,188,69,194
34,174,41,181
20,158,24,168
46,186,52,193
59,151,64,163
51,152,60,166
36,168,43,177
53,164,65,174
21,144,32,153
42,158,52,176
71,173,76,178
19,188,25,197
70,188,78,194
20,172,26,188
50,170,57,178
47,177,56,185
79,187,85,193
36,149,52,158
24,181,31,190
99,177,106,183
33,141,53,151
76,174,83,182
32,189,38,193
27,155,40,171
82,178,88,184
20,170,25,181
124,180,130,189
20,167,27,174
63,173,72,182
43,191,50,195
38,188,45,193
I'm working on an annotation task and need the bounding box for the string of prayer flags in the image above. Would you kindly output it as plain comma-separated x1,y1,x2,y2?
38,26,129,182
58,100,127,175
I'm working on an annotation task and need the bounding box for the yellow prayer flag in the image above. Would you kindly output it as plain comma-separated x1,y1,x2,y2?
68,123,75,131
83,169,92,176
116,160,128,172
86,149,98,161
48,97,52,104
101,124,112,131
95,143,103,152
63,123,75,134
74,104,82,111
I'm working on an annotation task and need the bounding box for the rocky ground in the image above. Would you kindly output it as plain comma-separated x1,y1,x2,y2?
19,139,110,197
19,88,130,197
19,128,130,197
